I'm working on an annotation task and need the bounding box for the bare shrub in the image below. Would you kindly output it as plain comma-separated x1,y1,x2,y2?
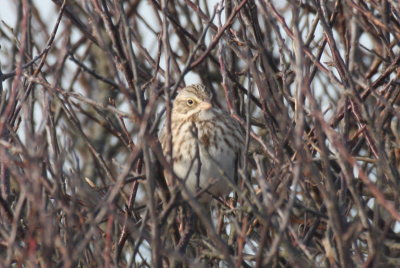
0,0,400,267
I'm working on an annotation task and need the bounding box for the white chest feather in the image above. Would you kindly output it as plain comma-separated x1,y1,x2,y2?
171,119,239,202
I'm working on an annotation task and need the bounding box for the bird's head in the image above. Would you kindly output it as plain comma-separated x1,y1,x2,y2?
172,84,216,121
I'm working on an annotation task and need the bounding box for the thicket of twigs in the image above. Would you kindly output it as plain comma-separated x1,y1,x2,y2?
0,0,400,267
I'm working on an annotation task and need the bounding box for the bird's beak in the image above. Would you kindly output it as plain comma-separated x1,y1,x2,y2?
198,101,212,110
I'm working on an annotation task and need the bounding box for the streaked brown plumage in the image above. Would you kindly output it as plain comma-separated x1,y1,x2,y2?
160,84,243,203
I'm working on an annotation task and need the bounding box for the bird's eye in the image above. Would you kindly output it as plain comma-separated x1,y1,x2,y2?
187,98,194,106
